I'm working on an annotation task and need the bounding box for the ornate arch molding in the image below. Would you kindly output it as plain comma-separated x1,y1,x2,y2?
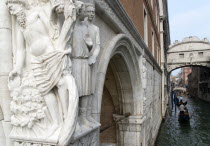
95,34,142,119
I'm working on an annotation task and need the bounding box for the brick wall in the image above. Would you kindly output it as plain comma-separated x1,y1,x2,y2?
119,0,161,62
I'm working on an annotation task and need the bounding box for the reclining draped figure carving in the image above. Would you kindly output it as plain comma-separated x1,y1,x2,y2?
1,0,101,145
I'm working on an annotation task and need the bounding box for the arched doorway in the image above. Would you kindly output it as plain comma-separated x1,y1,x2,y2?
94,34,143,146
100,54,133,145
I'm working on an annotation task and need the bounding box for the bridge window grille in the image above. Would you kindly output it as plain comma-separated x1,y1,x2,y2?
198,52,203,57
179,53,184,58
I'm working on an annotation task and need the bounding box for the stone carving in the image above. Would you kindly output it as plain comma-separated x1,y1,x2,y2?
142,58,147,89
71,2,100,133
0,0,13,145
6,0,87,145
85,3,101,127
189,53,193,64
167,66,171,72
142,57,147,111
4,0,101,145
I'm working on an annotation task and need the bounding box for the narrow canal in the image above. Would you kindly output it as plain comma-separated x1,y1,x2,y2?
155,96,210,146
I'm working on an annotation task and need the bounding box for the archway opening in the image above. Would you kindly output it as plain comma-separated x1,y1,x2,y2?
100,54,133,146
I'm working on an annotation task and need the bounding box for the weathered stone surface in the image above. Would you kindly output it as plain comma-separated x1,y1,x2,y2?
0,0,169,146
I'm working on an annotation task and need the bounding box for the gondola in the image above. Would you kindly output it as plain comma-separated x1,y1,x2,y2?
178,110,190,122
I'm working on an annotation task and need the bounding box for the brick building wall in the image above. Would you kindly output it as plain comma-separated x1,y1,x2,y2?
119,0,161,64
181,67,192,86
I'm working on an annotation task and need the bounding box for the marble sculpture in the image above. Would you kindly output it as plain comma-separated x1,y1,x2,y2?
0,0,100,145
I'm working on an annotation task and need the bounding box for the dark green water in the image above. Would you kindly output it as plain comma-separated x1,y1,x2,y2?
155,96,210,146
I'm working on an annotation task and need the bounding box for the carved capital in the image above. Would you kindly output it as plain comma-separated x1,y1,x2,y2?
114,115,146,132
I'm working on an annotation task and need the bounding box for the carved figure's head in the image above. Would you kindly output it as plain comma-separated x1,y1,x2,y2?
85,3,95,22
6,0,27,15
75,1,85,20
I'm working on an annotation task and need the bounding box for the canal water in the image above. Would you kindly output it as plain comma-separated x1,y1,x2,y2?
155,96,210,146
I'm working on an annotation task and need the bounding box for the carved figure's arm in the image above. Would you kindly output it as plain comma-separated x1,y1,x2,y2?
57,2,76,51
88,27,100,65
92,27,101,58
12,25,26,76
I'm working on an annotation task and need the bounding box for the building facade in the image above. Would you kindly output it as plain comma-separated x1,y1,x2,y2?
188,67,210,102
0,0,170,146
181,67,192,86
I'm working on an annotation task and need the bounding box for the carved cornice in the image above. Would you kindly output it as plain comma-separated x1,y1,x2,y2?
168,49,210,53
169,41,210,50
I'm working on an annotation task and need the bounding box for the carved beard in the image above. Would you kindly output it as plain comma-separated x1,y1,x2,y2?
16,10,26,29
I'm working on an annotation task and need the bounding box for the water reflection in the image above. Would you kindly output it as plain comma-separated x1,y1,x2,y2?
156,96,210,146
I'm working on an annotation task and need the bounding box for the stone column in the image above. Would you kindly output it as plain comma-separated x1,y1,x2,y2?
114,115,145,146
0,0,13,145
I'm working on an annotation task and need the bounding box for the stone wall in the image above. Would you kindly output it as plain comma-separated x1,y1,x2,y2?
144,62,162,146
93,1,164,144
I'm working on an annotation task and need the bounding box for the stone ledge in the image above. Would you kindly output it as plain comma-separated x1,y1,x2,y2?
69,126,99,146
71,124,100,142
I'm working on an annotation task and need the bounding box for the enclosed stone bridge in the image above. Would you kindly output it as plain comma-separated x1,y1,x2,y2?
167,36,210,73
173,87,186,92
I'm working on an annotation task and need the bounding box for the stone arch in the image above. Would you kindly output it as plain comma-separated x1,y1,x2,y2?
97,34,142,145
95,34,142,119
168,65,209,75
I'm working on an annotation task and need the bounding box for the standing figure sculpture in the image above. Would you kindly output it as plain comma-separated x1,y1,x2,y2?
71,3,92,130
6,0,80,145
85,3,101,125
71,2,101,130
